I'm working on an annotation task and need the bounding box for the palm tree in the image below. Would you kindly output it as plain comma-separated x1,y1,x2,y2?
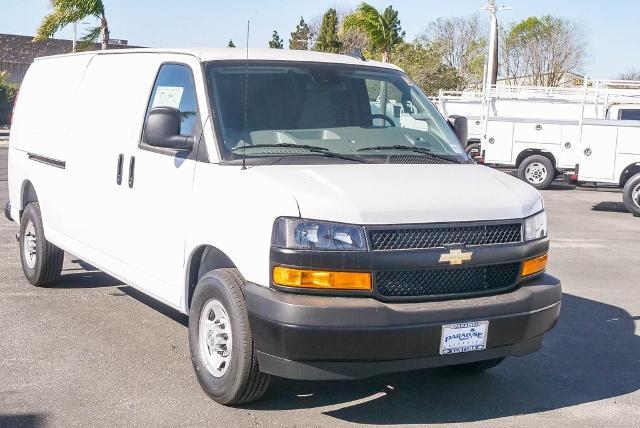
342,3,404,62
34,0,110,51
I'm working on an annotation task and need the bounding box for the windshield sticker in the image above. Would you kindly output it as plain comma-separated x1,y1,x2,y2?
152,86,184,109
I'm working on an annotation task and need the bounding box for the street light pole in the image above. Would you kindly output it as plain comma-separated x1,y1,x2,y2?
481,0,511,142
72,22,77,52
72,21,90,53
481,0,511,92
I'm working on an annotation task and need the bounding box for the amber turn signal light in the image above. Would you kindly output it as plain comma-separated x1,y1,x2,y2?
273,266,372,290
521,253,548,277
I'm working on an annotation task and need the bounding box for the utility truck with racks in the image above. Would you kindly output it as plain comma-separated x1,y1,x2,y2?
436,80,640,215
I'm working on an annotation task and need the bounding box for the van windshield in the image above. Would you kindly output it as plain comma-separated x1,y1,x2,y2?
206,61,467,164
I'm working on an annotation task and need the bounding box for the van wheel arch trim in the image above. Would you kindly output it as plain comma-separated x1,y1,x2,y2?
185,245,237,313
21,180,39,212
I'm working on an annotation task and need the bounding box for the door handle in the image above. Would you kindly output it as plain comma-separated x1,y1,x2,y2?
128,156,136,188
116,154,124,185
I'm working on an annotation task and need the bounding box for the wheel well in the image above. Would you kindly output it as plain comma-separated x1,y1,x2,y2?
620,163,640,187
516,150,557,169
185,245,236,313
21,180,38,214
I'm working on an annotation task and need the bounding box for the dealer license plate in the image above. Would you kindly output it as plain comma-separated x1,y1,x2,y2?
439,321,489,355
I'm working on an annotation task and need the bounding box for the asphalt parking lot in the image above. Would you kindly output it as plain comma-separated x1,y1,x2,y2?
1,146,639,427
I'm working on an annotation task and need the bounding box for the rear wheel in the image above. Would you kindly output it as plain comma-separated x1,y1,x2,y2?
518,155,555,190
622,173,640,217
19,202,64,286
454,357,505,373
188,268,270,405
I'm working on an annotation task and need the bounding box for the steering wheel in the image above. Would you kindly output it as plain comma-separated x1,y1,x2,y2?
371,114,396,127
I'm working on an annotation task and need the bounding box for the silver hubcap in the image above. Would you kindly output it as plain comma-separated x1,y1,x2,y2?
23,221,37,269
199,299,232,377
632,183,640,208
525,162,548,184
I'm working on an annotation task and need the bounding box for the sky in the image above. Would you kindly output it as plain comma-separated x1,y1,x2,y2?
2,0,640,78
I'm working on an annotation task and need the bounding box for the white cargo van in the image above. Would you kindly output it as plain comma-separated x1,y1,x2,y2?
6,48,560,405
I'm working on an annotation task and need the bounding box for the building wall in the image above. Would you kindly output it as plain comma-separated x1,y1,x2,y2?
0,33,140,85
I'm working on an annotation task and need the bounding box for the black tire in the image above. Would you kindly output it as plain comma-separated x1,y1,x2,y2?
19,202,64,286
465,142,481,159
518,155,555,190
622,173,640,217
188,268,270,405
454,357,505,373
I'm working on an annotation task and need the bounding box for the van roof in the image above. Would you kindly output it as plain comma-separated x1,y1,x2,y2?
35,47,403,71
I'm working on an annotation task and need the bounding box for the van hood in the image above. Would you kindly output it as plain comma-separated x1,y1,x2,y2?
251,163,543,224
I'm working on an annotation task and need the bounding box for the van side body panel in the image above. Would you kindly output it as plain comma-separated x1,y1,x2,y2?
9,54,95,232
183,163,300,312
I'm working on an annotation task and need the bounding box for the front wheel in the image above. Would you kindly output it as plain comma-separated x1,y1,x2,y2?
19,202,64,286
518,155,555,190
622,173,640,217
188,268,270,405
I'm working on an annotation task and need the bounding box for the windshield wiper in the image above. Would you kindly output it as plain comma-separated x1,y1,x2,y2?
232,143,367,163
356,145,457,163
233,143,330,152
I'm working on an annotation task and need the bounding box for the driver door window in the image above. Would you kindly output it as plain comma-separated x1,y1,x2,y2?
144,63,198,142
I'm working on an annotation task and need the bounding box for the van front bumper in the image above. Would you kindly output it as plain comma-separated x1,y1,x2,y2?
245,274,561,380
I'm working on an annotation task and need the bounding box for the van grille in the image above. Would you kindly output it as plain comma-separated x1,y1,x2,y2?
376,262,520,299
368,222,522,251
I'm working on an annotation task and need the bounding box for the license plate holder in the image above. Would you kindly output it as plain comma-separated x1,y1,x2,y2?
439,321,489,355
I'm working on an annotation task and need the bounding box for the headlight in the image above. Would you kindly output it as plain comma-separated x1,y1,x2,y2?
524,210,547,241
273,218,368,251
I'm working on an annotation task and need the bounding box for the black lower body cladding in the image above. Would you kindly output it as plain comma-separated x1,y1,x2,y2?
244,274,561,380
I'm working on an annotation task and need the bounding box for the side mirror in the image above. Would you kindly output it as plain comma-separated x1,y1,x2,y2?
144,107,194,151
447,115,468,148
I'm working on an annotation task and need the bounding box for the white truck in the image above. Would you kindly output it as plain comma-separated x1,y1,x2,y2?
6,48,561,405
436,80,640,215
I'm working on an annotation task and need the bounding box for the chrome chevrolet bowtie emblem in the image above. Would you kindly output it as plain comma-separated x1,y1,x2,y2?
439,248,473,265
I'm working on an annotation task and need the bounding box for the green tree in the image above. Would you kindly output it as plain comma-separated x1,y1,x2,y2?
501,15,586,86
0,71,17,99
227,39,236,48
314,8,342,53
289,17,311,50
268,30,284,49
390,43,461,95
34,0,110,50
382,6,405,47
342,3,404,62
0,71,19,126
419,15,487,89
